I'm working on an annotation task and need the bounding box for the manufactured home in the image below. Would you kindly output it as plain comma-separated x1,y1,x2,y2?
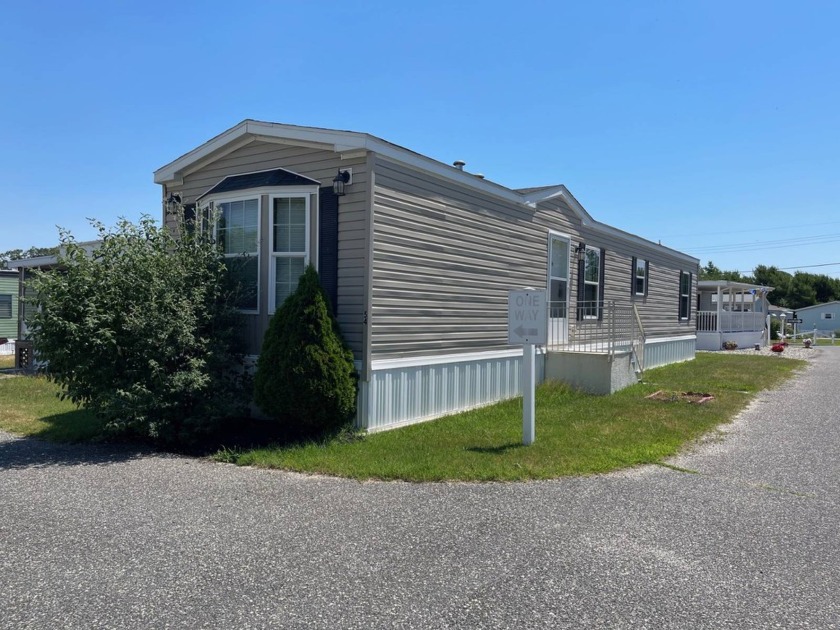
154,120,699,431
796,301,840,334
695,280,772,350
0,269,19,354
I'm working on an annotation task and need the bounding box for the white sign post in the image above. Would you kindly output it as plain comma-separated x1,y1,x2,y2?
508,289,547,446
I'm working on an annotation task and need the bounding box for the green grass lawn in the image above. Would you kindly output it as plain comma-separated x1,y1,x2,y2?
0,354,805,480
218,353,805,481
0,375,106,442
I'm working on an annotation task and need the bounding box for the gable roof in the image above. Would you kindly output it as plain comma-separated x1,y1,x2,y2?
796,300,840,312
154,120,698,265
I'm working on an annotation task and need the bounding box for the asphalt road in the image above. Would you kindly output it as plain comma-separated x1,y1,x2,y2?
1,349,839,629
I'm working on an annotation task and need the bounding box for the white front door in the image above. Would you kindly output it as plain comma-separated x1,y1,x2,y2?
548,234,570,345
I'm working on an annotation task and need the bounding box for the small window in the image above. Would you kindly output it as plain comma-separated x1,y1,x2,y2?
0,294,11,319
822,313,834,320
582,246,601,319
633,258,648,296
679,271,692,320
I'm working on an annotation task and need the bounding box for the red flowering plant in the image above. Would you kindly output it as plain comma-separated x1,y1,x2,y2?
771,343,785,353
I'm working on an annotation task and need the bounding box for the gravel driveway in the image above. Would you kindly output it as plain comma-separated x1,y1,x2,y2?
1,349,838,629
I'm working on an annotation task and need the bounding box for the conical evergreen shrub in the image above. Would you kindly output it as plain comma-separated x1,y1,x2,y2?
254,265,357,435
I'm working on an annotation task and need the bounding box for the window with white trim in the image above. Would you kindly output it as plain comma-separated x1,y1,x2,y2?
270,195,309,311
679,271,692,320
215,198,260,312
634,258,647,296
582,246,601,319
822,312,834,320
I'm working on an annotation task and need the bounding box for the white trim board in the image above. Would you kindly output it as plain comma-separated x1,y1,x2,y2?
370,347,547,371
645,334,697,345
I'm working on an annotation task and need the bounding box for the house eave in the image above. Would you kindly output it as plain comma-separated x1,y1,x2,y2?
154,120,534,207
523,184,699,266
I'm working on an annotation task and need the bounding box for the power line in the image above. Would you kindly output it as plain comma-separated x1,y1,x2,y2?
731,261,840,274
685,232,840,254
659,219,840,240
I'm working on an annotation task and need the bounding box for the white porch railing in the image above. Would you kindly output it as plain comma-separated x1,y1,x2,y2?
697,310,766,333
547,301,645,372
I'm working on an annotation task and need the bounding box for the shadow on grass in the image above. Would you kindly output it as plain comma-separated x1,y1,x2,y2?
465,442,523,455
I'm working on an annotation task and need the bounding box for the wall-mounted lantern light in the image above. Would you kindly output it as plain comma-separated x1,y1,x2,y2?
575,242,586,263
165,192,182,214
332,169,351,196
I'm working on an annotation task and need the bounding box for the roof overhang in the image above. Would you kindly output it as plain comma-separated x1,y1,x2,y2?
522,185,699,266
154,120,532,207
698,280,773,293
7,255,58,269
154,120,699,266
6,241,101,270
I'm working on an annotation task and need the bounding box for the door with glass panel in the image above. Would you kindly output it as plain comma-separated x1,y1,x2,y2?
548,234,570,345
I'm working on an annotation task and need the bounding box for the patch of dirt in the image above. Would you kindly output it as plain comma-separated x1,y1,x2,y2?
646,390,715,404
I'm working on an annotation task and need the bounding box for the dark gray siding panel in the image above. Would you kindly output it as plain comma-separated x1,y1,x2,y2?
166,140,368,358
371,158,696,360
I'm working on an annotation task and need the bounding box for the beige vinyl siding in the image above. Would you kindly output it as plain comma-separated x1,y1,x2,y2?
372,158,549,358
570,227,698,337
371,159,696,360
161,140,368,357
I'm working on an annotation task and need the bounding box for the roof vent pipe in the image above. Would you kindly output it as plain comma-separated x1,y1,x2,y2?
453,160,466,170
474,173,485,179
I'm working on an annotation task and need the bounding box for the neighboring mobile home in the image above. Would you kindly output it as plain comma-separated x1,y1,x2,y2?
0,269,19,354
796,301,840,334
154,120,699,431
695,280,773,350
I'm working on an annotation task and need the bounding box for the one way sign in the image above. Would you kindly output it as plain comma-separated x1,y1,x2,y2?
508,290,547,345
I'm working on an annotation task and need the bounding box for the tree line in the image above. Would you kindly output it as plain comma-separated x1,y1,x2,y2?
0,246,58,269
700,261,840,309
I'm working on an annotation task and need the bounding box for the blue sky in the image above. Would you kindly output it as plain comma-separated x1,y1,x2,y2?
2,1,838,277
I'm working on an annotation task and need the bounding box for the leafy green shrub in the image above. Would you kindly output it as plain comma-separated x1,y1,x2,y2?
254,265,357,437
769,318,781,340
28,214,250,446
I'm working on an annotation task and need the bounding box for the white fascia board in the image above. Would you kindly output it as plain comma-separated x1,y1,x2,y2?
363,137,533,207
154,120,536,208
524,184,697,265
585,221,700,266
154,121,251,184
521,185,594,222
797,300,840,312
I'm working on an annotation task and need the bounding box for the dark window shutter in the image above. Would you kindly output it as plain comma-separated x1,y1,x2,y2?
318,187,339,315
576,242,585,321
644,261,649,297
678,271,682,321
631,257,637,295
597,248,606,321
687,272,693,320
